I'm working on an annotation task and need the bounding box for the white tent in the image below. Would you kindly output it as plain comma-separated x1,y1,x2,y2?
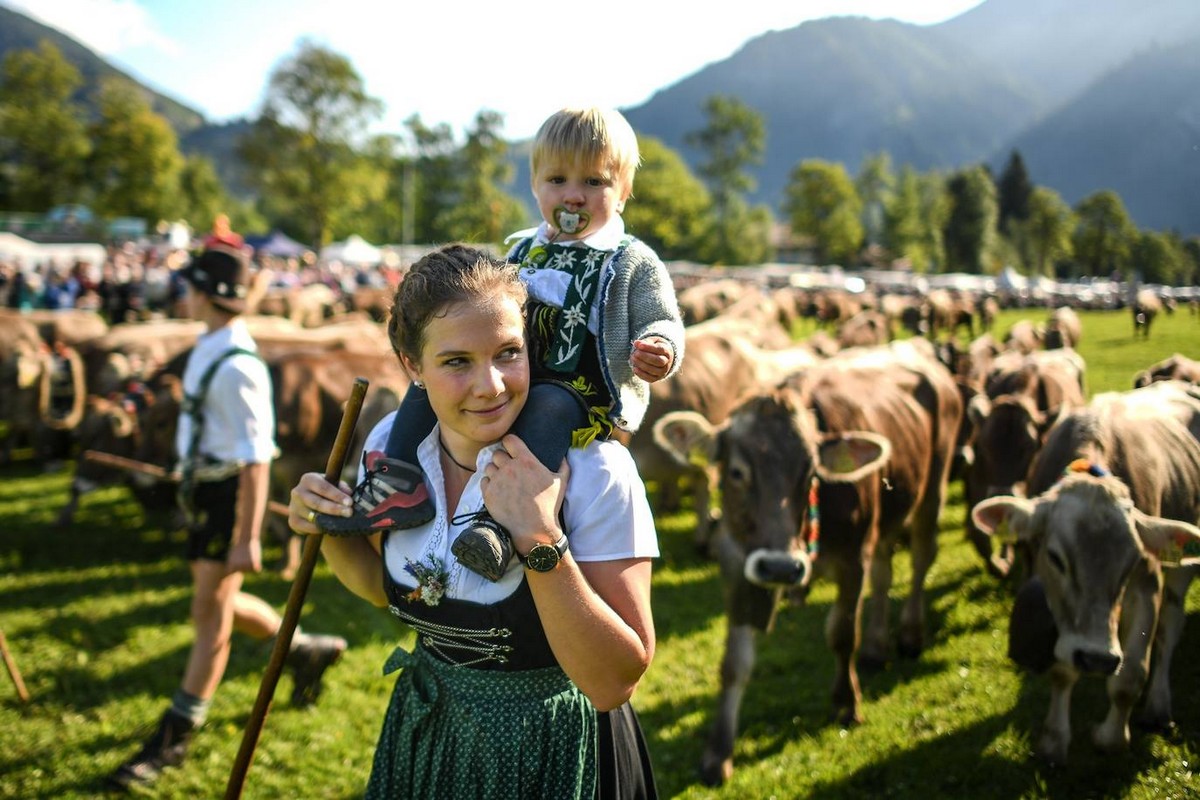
320,234,382,265
0,233,105,267
0,232,43,262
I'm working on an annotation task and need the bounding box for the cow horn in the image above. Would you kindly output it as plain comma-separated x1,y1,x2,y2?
38,345,86,431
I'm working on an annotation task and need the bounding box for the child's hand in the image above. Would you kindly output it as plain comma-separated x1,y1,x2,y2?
631,337,673,382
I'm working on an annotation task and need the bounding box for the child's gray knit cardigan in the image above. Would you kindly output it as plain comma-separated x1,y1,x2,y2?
508,236,685,433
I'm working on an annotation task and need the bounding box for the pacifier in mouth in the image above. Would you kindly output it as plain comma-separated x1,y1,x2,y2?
555,207,590,235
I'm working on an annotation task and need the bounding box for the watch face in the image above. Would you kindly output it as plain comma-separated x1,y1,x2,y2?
525,543,560,572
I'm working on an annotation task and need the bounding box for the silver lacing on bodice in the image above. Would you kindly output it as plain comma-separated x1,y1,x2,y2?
388,604,514,666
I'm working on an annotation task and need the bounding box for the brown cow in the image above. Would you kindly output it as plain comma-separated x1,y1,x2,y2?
676,279,755,325
1003,319,1045,354
99,344,407,574
836,310,891,348
1043,306,1082,350
654,346,961,785
972,381,1200,764
1132,289,1162,338
927,289,975,339
1133,353,1200,388
628,318,819,551
963,348,1087,576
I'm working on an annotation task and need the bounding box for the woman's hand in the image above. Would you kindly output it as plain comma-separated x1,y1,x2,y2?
480,434,568,553
289,472,352,535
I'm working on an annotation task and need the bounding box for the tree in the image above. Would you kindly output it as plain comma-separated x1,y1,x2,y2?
685,95,771,264
783,159,863,265
88,78,184,221
176,155,228,231
435,110,527,244
620,136,712,261
856,152,894,247
403,114,459,243
996,149,1033,232
1181,238,1200,286
1072,190,1137,278
1132,230,1186,285
943,165,998,273
1020,186,1074,277
883,166,949,273
0,42,91,210
239,40,384,248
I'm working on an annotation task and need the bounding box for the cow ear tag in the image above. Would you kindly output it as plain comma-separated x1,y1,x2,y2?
994,516,1016,544
825,440,859,473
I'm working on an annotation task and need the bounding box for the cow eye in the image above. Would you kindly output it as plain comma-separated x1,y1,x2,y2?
1046,549,1067,574
726,464,749,485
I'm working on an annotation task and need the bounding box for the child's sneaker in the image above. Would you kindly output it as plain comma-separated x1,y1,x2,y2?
316,451,433,535
451,510,513,582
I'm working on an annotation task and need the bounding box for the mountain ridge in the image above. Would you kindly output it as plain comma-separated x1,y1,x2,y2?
1,0,1196,234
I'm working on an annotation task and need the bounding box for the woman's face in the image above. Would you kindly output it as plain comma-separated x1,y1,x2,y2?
404,296,529,453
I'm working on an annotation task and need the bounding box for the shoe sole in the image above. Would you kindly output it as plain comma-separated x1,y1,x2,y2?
315,509,434,536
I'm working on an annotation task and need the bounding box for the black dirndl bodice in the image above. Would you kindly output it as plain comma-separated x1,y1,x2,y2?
381,537,658,799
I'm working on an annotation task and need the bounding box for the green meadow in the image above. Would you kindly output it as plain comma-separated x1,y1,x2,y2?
2,307,1198,798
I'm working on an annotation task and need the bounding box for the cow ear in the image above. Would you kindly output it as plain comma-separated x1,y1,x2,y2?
1133,511,1200,566
815,431,891,483
653,410,719,468
971,496,1034,543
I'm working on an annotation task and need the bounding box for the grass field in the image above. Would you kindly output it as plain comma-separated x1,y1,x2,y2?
2,307,1199,799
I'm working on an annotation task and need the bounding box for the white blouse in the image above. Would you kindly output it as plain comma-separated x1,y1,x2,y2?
363,411,659,605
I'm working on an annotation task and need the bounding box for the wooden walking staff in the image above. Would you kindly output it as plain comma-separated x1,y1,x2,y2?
224,377,370,800
0,630,31,703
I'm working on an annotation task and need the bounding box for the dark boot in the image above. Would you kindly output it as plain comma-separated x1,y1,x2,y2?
107,709,196,790
287,633,348,707
451,510,513,582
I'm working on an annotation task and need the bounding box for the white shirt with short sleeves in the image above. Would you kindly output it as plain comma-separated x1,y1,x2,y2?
174,318,276,466
365,411,659,606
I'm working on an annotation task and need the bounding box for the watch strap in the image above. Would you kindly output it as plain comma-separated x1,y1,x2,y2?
517,532,569,566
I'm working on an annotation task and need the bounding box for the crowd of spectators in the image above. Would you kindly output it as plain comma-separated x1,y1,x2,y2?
0,241,405,326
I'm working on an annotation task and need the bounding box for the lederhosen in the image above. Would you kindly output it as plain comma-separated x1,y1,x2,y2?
366,539,657,800
513,237,624,446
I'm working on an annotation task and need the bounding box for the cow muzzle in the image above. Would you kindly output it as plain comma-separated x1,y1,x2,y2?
743,549,813,589
1056,634,1123,676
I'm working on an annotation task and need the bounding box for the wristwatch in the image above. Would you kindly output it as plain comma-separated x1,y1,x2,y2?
519,533,569,572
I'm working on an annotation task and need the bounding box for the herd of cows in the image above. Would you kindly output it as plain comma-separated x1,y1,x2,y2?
2,275,1200,787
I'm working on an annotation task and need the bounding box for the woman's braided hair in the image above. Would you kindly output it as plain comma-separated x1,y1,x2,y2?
385,244,527,365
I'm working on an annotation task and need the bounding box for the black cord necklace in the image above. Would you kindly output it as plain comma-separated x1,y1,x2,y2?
439,436,477,473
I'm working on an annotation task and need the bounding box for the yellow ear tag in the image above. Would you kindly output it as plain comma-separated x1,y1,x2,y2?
1159,539,1183,563
828,440,858,474
995,517,1013,542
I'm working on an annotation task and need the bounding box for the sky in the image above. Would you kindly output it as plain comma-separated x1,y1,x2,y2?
6,0,986,141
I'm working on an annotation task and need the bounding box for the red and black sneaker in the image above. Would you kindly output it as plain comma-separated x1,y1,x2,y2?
316,451,434,535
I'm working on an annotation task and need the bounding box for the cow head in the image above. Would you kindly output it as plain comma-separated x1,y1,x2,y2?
654,391,890,591
973,474,1200,675
969,394,1060,497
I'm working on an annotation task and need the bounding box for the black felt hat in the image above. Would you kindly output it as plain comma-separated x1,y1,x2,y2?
182,245,250,313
